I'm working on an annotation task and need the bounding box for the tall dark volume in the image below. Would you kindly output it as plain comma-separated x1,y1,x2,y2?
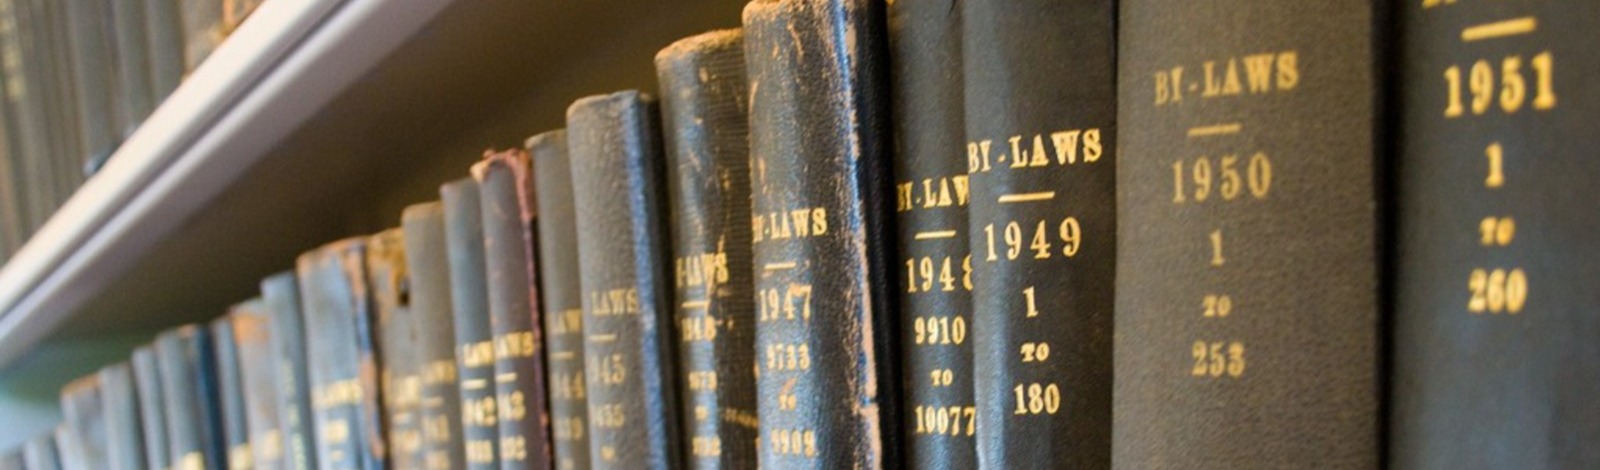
1114,1,1382,468
212,314,251,470
1392,2,1600,467
62,0,118,173
963,1,1114,467
527,130,592,470
262,271,318,470
742,1,899,467
369,228,426,470
402,202,468,470
98,363,144,470
131,345,170,470
298,238,387,470
232,299,286,469
655,29,759,470
567,91,680,469
474,149,554,469
888,1,972,467
60,374,108,469
156,325,226,470
441,178,500,469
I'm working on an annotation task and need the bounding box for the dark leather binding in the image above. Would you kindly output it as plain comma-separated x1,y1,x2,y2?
98,363,144,470
474,150,555,470
60,374,108,470
369,228,426,470
232,299,287,469
1392,2,1600,467
440,178,500,470
262,271,318,470
1115,1,1382,468
401,202,469,470
298,238,387,470
567,91,681,469
963,1,1114,467
656,29,759,470
156,325,226,470
108,0,152,139
212,315,251,470
742,1,899,467
527,130,592,470
24,433,61,470
142,0,183,100
62,0,118,173
888,1,972,467
132,345,170,470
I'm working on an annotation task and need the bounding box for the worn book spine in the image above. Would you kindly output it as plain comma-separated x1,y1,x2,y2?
60,375,106,470
262,271,318,470
1392,2,1600,468
527,130,592,470
0,0,54,230
473,149,554,470
143,0,183,100
298,238,387,470
178,0,223,72
157,325,226,470
0,0,30,245
24,433,61,470
888,1,973,467
212,315,252,470
40,0,85,199
962,1,1115,467
63,0,118,174
132,345,170,470
742,1,899,467
567,91,681,469
440,178,500,470
108,0,152,139
655,30,759,470
1113,1,1382,468
232,299,286,470
369,228,425,470
402,202,468,470
99,364,144,470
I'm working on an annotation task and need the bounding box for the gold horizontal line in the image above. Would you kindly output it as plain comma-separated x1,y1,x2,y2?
551,351,577,360
1462,17,1536,42
1186,123,1242,137
590,333,617,343
496,373,517,384
462,379,488,390
681,299,710,309
914,230,957,240
764,261,796,271
997,192,1055,203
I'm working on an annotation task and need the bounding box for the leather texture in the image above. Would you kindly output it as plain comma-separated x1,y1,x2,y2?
475,150,555,470
60,373,107,470
97,363,144,470
528,130,593,470
887,1,973,468
1392,1,1600,468
262,271,318,470
230,299,287,470
156,325,226,470
132,345,171,470
370,229,426,470
743,1,901,467
298,239,387,470
656,29,760,470
402,202,470,470
210,315,250,470
964,1,1116,467
442,178,503,470
567,90,681,470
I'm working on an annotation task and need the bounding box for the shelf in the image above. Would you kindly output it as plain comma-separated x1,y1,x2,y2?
0,0,748,369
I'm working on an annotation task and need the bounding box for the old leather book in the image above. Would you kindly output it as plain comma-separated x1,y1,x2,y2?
156,325,226,470
401,202,469,470
440,178,500,469
473,149,555,469
98,363,144,470
369,228,426,470
131,345,170,470
108,0,152,139
262,271,318,470
567,90,681,469
1391,2,1600,467
1115,1,1382,468
742,0,900,467
527,130,591,470
211,315,251,470
230,299,286,469
62,0,118,174
298,238,387,470
142,0,183,101
655,29,759,470
60,374,107,470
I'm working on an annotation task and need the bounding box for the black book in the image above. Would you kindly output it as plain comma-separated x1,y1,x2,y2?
526,130,591,470
298,238,387,470
1392,2,1600,467
23,432,60,470
131,345,170,470
60,374,108,469
232,299,286,469
369,228,425,470
142,0,183,101
963,0,1114,466
108,0,152,140
156,325,226,470
62,0,118,174
887,1,972,467
98,363,145,470
473,149,554,469
567,91,680,469
212,314,252,470
655,29,760,470
742,0,898,467
401,202,468,470
262,271,318,470
440,178,500,469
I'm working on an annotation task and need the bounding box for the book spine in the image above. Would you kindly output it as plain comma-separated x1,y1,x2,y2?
1392,2,1600,467
231,299,286,470
473,150,555,470
99,363,145,470
527,130,592,470
0,0,29,247
108,0,152,139
655,30,760,470
178,0,222,72
38,0,84,196
132,345,170,470
60,375,106,470
24,432,61,470
369,228,426,470
212,315,252,470
962,1,1115,466
62,0,118,173
156,325,226,470
440,178,501,470
1113,1,1383,467
567,91,681,470
402,202,468,470
741,1,899,467
142,0,183,100
261,271,318,470
0,0,54,230
298,239,387,470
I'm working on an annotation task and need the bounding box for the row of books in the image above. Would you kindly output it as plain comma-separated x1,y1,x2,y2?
7,0,1598,468
0,0,261,261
